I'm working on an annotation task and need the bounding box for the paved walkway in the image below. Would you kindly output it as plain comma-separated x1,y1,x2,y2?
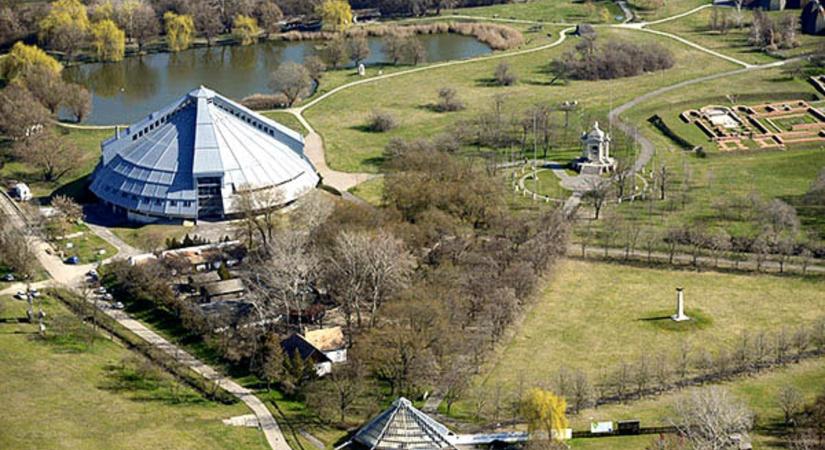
106,309,290,450
84,222,143,258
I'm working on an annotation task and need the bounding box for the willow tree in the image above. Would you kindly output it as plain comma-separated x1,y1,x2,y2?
91,19,126,61
316,0,352,32
521,388,569,441
38,0,90,60
1,42,63,81
232,15,259,46
164,11,194,52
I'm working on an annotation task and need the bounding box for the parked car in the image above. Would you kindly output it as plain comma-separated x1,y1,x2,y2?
94,287,107,295
2,273,15,282
87,269,99,280
65,256,80,265
103,293,113,301
28,288,40,298
14,291,26,300
112,301,125,310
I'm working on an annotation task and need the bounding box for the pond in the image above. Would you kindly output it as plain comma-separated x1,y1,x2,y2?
62,33,491,125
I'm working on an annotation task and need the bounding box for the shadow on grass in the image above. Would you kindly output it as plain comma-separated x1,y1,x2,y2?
51,174,96,204
639,308,713,332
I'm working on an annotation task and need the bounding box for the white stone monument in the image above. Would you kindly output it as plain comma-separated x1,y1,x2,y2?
671,287,690,322
575,122,616,175
357,63,366,77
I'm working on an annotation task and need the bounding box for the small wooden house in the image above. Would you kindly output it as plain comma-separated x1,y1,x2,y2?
281,327,347,376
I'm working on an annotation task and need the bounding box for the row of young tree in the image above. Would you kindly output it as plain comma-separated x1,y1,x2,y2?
449,318,825,429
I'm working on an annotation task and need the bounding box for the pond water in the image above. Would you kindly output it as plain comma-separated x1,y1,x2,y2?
62,33,491,125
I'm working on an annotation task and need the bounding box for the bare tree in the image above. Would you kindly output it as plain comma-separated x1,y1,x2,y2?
232,186,284,247
583,176,611,220
63,83,92,123
671,387,753,450
654,162,669,200
269,62,312,107
569,369,591,414
348,35,370,67
777,386,804,425
325,229,415,329
0,84,51,140
14,129,83,182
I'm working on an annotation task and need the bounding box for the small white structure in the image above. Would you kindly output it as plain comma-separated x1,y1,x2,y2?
575,122,616,175
357,63,366,76
671,287,690,322
11,183,32,201
590,421,614,434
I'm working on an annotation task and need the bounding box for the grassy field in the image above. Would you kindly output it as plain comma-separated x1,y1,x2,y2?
651,8,823,66
0,294,267,450
451,258,825,448
445,0,623,23
599,67,825,243
475,259,825,388
305,27,738,173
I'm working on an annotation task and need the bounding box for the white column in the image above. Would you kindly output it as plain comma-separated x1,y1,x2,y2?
672,288,690,322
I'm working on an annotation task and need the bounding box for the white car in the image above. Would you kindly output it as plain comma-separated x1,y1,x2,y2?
94,287,107,295
103,293,114,301
14,291,26,300
2,273,14,282
28,288,41,298
112,301,125,310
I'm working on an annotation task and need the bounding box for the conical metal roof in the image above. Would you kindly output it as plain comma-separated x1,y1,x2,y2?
90,86,319,220
352,398,457,450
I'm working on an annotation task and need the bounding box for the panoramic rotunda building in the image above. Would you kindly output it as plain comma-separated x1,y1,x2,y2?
90,86,319,223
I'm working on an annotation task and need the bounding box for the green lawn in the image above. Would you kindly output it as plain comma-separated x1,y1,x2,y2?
651,7,822,65
0,294,268,450
110,223,199,252
476,259,825,389
523,168,573,200
304,27,738,174
348,176,385,206
446,0,623,23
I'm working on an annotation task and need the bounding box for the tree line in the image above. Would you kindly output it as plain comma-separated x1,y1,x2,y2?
0,0,521,60
451,317,825,429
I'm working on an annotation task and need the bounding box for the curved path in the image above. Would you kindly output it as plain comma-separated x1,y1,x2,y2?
285,26,576,191
291,3,766,193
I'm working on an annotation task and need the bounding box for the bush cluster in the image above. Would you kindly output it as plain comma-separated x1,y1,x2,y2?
554,38,675,81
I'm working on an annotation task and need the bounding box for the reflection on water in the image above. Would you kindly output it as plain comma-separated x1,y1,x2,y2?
61,34,491,125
